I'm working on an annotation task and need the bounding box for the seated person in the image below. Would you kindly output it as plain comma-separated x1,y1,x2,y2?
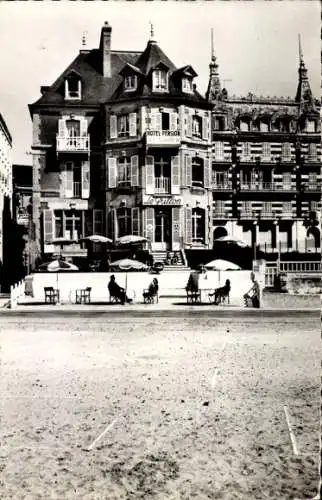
143,278,159,301
108,275,132,305
211,279,231,305
243,272,260,308
185,271,200,293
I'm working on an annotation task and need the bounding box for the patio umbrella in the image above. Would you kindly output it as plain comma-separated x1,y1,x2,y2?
80,235,113,244
213,236,248,248
116,235,149,246
47,259,79,294
109,258,148,292
204,259,241,271
204,259,241,287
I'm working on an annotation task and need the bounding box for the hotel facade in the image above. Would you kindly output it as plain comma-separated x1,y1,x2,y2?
0,113,12,275
28,24,320,264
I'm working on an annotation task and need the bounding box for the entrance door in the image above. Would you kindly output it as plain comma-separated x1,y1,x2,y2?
154,209,171,251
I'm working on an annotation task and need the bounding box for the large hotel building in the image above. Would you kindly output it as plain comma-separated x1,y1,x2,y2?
28,23,321,264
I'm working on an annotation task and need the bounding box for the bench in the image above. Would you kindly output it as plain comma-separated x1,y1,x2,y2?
186,290,201,304
75,287,92,304
143,289,159,304
44,287,60,305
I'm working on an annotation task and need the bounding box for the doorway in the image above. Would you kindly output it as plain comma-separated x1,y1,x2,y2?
155,208,171,250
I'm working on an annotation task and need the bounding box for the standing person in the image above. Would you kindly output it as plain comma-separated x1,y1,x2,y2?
243,272,260,308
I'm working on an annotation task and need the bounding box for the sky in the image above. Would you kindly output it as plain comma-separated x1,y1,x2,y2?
0,1,320,165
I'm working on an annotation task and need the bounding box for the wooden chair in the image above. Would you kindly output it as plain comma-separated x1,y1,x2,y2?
44,287,59,305
143,289,159,304
75,287,92,304
186,290,201,304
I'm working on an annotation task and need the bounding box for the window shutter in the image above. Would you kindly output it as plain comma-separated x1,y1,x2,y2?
144,207,154,242
283,172,292,189
187,114,192,137
81,160,90,199
129,112,137,137
108,157,117,188
155,112,162,131
202,114,209,140
93,209,103,235
108,209,116,241
215,141,224,160
58,118,65,137
65,162,73,198
80,118,87,137
185,155,192,187
185,207,192,245
251,169,256,185
203,156,210,188
132,207,140,236
172,207,181,245
181,152,186,188
131,155,139,187
170,113,177,131
110,115,117,139
145,155,155,194
43,209,54,244
171,155,180,194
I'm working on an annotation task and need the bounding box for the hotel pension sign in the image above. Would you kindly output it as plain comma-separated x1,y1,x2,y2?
143,195,183,206
146,129,180,145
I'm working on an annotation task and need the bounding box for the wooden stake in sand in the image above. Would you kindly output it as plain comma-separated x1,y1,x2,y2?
283,406,299,456
85,419,117,452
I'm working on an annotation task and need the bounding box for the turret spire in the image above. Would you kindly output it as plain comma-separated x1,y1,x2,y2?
206,28,222,102
149,21,156,43
295,34,314,110
298,33,304,64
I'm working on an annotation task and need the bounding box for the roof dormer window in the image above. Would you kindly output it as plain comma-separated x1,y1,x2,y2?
124,75,137,92
65,74,81,100
182,77,193,93
153,69,168,92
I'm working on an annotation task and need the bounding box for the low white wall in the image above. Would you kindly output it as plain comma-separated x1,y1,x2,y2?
25,270,256,306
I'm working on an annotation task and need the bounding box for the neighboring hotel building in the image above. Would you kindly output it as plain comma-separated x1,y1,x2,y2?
207,36,321,253
28,23,320,263
0,113,12,275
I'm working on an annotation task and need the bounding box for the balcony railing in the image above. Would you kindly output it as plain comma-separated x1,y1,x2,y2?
240,182,296,191
73,182,81,198
212,182,233,190
304,183,321,192
155,177,170,194
56,135,90,152
213,211,228,219
146,130,180,147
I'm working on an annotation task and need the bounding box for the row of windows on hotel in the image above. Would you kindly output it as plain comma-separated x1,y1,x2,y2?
213,200,320,217
213,115,319,133
64,70,195,101
213,141,319,162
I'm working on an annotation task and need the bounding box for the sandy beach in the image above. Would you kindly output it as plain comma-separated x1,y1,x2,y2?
0,311,320,499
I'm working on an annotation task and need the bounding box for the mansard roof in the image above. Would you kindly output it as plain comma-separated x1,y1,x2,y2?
29,48,142,111
134,40,176,74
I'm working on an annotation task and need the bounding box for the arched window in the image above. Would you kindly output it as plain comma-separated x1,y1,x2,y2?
192,207,205,244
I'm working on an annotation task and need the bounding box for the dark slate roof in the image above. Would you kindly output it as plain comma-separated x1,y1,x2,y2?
135,40,176,74
29,49,142,109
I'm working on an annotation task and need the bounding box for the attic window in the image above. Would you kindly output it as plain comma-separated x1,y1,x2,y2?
153,70,168,92
182,77,193,93
65,75,81,100
124,75,137,91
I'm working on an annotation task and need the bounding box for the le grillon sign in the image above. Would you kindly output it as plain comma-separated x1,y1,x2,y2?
143,195,182,206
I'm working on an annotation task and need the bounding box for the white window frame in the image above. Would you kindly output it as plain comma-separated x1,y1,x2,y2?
214,141,224,161
153,70,168,92
117,114,130,138
182,77,193,93
192,115,202,138
117,157,131,186
281,143,291,161
191,157,204,187
65,77,81,100
124,75,137,92
262,142,271,161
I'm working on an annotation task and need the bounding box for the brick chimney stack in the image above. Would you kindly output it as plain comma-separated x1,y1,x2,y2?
100,21,112,78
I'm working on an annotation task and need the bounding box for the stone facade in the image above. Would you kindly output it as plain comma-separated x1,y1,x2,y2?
0,113,12,269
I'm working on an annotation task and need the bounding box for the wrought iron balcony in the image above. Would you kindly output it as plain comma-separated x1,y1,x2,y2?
212,182,233,190
155,177,170,194
56,135,90,153
304,183,321,192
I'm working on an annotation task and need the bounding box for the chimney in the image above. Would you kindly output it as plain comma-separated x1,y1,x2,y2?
100,21,112,78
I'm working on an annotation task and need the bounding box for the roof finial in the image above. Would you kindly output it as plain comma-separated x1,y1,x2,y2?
211,28,215,60
82,31,87,48
298,33,303,63
149,21,155,41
